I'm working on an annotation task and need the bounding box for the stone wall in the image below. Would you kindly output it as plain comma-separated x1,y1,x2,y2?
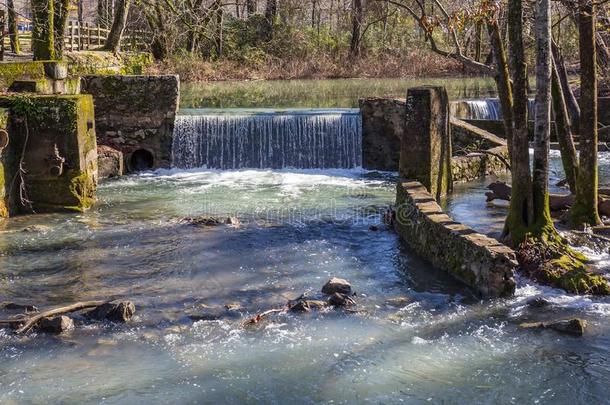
0,94,98,214
450,117,509,182
451,146,509,183
395,181,517,297
359,97,405,171
402,87,452,199
360,97,509,184
80,75,179,171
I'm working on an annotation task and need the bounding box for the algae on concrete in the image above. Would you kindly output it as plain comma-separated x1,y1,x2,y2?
0,94,98,214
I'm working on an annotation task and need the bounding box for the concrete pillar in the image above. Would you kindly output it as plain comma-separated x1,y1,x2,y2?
400,86,452,200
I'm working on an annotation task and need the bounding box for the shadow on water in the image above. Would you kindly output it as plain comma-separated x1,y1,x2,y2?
0,167,610,403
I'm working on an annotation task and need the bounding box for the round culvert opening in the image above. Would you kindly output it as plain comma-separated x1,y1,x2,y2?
130,149,154,171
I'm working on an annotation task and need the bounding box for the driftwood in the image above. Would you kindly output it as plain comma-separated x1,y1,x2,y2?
485,181,610,213
0,300,107,335
242,308,286,327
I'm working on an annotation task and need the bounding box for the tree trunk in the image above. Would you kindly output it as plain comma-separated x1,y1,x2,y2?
475,21,482,62
102,0,132,53
247,0,256,15
487,21,513,158
505,0,533,244
571,0,602,227
531,0,554,232
98,0,113,28
215,5,224,57
349,0,363,58
7,0,20,54
552,41,580,133
186,30,198,54
31,0,55,60
551,57,579,193
264,0,277,40
143,2,168,60
53,0,70,58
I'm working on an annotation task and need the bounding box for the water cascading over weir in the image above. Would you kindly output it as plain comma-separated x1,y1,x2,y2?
172,109,362,169
452,98,535,120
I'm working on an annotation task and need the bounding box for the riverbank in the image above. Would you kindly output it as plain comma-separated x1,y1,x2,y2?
146,50,470,82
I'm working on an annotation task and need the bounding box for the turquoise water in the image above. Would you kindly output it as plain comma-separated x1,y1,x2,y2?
0,167,609,404
1,78,609,404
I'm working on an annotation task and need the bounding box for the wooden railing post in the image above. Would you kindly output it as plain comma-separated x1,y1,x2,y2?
68,20,74,51
77,21,82,51
87,22,92,49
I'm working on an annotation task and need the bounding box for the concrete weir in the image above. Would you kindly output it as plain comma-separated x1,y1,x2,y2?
394,87,517,298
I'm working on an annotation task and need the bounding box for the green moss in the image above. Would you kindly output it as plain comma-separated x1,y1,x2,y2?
0,61,47,91
0,94,97,215
0,163,7,219
119,52,154,75
64,51,153,76
539,254,610,295
518,236,610,295
68,171,96,211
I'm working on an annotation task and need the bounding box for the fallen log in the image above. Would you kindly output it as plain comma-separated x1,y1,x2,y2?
486,182,576,211
3,300,108,335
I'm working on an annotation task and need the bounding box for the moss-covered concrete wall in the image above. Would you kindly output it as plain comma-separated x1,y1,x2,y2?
80,75,179,171
0,53,153,92
0,61,47,91
64,51,153,76
0,108,11,219
0,95,98,214
402,87,452,199
395,181,517,298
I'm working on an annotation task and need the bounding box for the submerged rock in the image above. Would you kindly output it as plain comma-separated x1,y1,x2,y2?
2,302,38,312
38,316,74,334
289,299,328,313
182,216,240,228
21,225,51,233
328,293,355,307
385,296,414,307
188,304,243,321
527,297,551,308
86,301,136,323
321,278,352,296
519,318,587,337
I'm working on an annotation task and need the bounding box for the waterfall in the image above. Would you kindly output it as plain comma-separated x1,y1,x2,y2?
453,98,536,120
172,109,362,169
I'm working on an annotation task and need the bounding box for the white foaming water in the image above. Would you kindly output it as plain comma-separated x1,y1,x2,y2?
172,109,362,170
456,98,535,120
3,166,610,403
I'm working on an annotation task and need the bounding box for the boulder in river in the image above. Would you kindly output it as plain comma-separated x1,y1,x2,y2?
526,297,551,308
328,292,356,307
519,318,587,336
38,316,74,334
86,301,136,323
289,299,328,313
321,278,352,296
98,145,124,179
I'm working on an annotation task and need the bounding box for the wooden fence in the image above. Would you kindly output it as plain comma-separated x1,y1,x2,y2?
1,21,149,54
65,21,149,52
